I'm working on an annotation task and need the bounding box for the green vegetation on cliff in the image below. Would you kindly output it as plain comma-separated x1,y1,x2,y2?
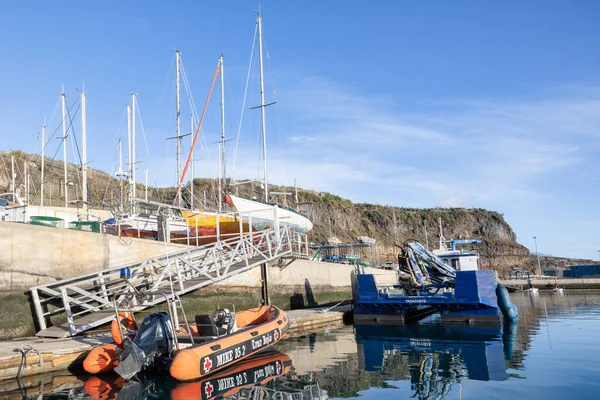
2,150,590,272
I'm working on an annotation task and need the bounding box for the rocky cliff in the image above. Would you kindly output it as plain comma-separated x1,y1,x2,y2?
1,150,592,273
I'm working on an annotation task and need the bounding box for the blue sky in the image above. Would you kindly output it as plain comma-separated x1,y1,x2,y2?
1,1,599,259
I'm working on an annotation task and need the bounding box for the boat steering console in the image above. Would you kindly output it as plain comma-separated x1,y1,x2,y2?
213,308,237,334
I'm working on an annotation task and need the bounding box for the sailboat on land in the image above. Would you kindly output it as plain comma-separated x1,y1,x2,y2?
178,53,250,243
226,13,313,235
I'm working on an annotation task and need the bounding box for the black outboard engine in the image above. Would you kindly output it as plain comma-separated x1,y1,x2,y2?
213,309,237,334
115,312,176,380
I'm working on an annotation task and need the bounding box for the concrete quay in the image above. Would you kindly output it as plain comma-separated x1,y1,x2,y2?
0,305,352,382
499,278,600,290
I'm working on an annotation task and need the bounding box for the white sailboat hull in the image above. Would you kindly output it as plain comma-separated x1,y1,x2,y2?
116,215,189,233
228,194,313,234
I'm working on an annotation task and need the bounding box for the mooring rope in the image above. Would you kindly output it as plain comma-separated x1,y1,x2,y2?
317,295,353,313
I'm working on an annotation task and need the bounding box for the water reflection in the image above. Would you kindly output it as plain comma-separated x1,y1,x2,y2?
76,350,324,400
6,292,600,399
355,322,515,399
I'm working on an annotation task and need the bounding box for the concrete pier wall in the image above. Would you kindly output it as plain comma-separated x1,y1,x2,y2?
0,219,397,293
0,222,187,291
214,259,398,293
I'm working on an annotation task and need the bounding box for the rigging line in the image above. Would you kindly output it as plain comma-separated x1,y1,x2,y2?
101,111,127,207
180,60,209,161
231,21,258,178
174,61,221,202
101,149,118,208
157,53,177,135
37,97,78,168
63,100,84,198
66,100,83,166
66,100,84,192
265,39,292,186
46,99,81,166
134,100,161,199
29,96,61,165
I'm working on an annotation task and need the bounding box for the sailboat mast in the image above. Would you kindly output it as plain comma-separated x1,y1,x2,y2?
41,122,45,206
24,162,28,204
81,90,88,213
218,143,222,214
219,54,226,195
190,113,194,209
175,50,182,207
118,139,124,211
145,168,148,201
294,178,299,212
10,156,15,194
257,13,269,202
131,93,137,200
61,90,68,207
126,104,132,208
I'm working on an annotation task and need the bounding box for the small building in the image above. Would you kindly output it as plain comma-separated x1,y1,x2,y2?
357,236,376,245
543,267,566,278
563,264,600,278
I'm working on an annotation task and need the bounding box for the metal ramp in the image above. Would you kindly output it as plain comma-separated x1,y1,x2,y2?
30,227,305,338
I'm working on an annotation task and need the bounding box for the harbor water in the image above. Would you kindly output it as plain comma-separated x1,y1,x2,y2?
5,292,600,399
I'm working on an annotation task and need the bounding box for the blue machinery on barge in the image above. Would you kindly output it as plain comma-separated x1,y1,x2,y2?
351,241,518,325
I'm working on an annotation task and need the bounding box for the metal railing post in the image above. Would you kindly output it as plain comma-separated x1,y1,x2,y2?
61,287,76,336
30,288,47,331
99,273,109,302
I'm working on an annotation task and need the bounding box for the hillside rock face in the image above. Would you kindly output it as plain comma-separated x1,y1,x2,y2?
1,150,591,272
294,193,529,270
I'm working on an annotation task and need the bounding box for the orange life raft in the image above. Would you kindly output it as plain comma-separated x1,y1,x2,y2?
82,305,288,381
170,305,289,381
83,312,137,374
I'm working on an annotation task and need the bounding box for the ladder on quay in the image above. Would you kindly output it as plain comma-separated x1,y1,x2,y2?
30,227,306,338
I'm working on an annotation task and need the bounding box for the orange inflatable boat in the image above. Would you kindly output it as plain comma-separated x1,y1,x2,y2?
170,305,288,381
83,296,289,382
83,312,137,374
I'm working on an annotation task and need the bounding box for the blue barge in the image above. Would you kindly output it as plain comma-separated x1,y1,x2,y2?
351,241,518,325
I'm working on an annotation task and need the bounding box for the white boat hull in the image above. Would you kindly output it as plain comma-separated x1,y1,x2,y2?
228,194,313,234
115,215,189,233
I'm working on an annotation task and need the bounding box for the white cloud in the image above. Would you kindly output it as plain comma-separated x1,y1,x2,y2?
259,76,599,210
578,220,600,226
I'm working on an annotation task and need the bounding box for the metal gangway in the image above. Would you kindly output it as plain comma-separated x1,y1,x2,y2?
30,227,305,338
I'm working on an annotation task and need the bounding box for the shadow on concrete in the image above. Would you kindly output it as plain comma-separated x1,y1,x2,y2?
289,279,319,309
305,279,317,307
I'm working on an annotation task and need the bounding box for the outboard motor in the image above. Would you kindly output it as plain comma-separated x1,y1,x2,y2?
213,309,237,334
115,312,176,380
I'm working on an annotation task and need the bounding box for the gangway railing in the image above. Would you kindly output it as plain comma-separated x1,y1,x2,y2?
30,227,301,338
